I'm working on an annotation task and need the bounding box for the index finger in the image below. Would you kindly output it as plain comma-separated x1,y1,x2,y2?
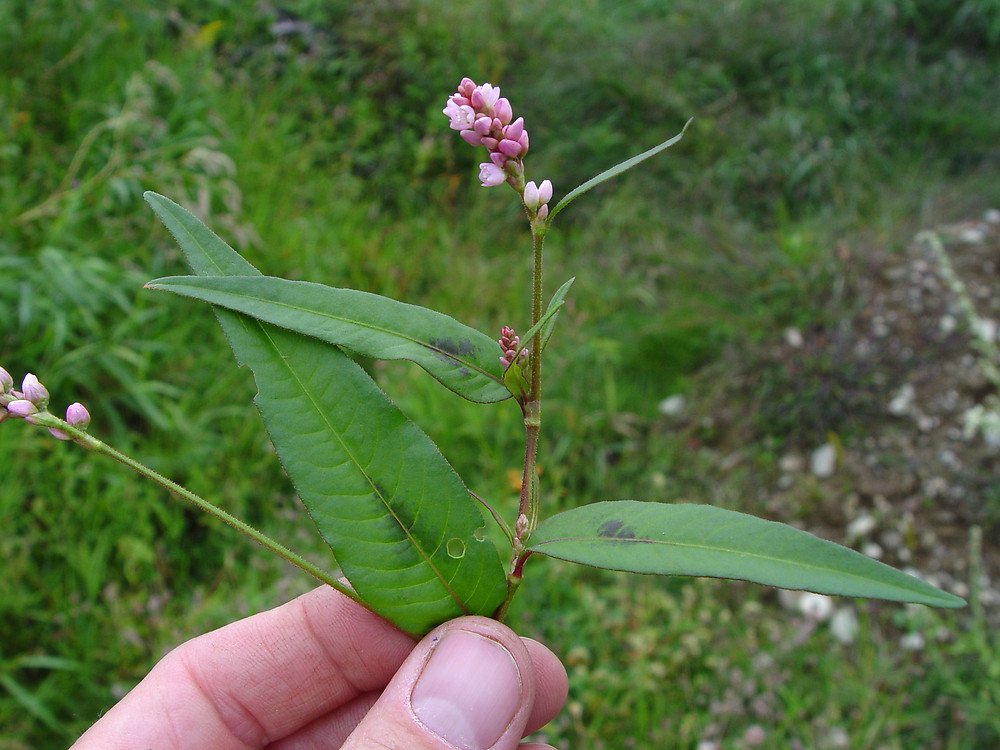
72,585,416,749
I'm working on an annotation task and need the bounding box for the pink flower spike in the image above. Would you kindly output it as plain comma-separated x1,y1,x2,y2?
498,138,522,157
0,367,12,392
505,117,524,142
538,179,553,205
523,181,540,209
489,152,507,167
460,130,483,146
21,373,49,406
478,162,506,187
7,399,37,417
66,402,91,429
495,98,513,125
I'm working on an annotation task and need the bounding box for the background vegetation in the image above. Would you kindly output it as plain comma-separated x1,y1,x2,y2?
2,0,998,747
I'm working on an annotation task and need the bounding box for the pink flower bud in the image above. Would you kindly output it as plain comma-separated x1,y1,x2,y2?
21,373,49,406
504,117,524,142
66,402,91,429
450,94,470,106
49,427,70,440
538,179,553,205
0,367,12,392
470,88,485,109
473,116,492,136
481,137,499,151
478,162,506,187
498,138,522,157
489,152,507,167
459,78,476,97
537,204,549,220
495,98,513,124
523,181,540,209
7,399,37,417
517,130,529,155
460,129,483,146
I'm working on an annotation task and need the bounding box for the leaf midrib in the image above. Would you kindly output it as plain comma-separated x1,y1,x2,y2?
529,533,932,594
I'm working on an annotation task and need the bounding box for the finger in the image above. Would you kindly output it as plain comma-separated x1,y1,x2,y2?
271,635,567,749
72,585,415,749
342,616,560,750
520,638,568,735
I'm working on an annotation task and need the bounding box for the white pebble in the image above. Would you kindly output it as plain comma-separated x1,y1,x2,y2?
810,444,837,478
830,607,859,644
658,394,686,417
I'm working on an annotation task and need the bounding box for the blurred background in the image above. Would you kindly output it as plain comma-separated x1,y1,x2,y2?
2,1,999,747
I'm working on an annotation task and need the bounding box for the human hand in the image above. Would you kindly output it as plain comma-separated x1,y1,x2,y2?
71,585,568,749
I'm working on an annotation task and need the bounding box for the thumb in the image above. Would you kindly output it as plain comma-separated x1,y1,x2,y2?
342,616,544,750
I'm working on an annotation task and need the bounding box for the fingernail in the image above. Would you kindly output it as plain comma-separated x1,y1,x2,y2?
410,630,522,749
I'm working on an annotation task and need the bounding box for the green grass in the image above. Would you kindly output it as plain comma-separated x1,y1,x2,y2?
2,0,1000,747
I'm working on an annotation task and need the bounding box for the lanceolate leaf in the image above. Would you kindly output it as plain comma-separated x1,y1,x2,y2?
547,120,692,225
145,275,510,404
527,501,965,608
144,192,508,633
540,277,575,350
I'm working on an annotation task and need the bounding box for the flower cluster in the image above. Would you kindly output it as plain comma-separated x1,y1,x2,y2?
443,78,531,189
0,366,90,440
498,326,529,370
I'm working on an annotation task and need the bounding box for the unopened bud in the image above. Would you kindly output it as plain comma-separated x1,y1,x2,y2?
523,181,540,210
0,367,12,393
515,513,530,539
7,399,38,418
537,204,549,220
498,138,521,158
495,98,513,124
537,179,553,205
21,373,49,406
460,129,483,146
504,117,525,143
66,402,91,429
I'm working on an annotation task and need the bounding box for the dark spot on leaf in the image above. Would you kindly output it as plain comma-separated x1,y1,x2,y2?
429,337,476,358
597,519,636,540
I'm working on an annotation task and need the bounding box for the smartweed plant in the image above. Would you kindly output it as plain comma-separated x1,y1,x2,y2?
1,79,963,637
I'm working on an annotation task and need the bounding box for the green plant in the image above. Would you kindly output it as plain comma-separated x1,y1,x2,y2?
2,80,963,643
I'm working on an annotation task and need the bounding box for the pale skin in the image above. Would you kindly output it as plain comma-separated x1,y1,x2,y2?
72,585,568,750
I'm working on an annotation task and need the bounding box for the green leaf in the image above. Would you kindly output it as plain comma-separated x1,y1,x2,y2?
145,274,509,404
237,325,508,634
519,301,564,349
540,277,575,350
527,501,966,608
547,120,692,224
144,192,508,633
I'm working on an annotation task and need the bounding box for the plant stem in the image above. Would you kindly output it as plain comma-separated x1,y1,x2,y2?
38,415,362,604
517,228,545,522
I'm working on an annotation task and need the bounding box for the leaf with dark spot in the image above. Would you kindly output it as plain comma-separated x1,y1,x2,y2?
528,501,965,608
146,274,510,403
